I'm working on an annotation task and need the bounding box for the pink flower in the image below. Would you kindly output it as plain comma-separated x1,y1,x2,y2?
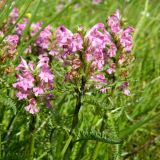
16,57,29,70
13,73,34,100
119,82,130,96
92,0,102,5
35,25,52,49
25,99,39,114
120,27,134,52
72,33,83,52
33,84,44,96
24,45,32,54
56,25,83,55
13,71,35,92
6,35,19,46
16,19,28,35
118,54,125,64
91,74,107,84
100,88,108,93
56,25,73,45
123,89,130,96
30,22,42,36
108,10,121,33
9,7,19,24
38,54,50,67
16,90,30,100
107,43,117,57
39,64,54,83
107,63,116,74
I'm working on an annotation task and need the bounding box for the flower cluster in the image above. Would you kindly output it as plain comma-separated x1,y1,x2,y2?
6,8,134,114
13,55,54,114
49,10,134,95
108,10,134,52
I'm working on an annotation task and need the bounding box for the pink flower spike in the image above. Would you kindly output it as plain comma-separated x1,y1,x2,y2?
108,10,121,33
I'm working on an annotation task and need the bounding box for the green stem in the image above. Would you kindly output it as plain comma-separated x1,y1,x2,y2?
28,115,36,160
61,89,82,159
62,50,86,159
61,135,73,159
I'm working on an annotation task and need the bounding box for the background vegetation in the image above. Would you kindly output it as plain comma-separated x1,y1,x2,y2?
0,0,160,159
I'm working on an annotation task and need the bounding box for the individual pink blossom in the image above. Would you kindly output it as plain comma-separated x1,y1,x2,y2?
100,88,108,93
92,0,102,5
107,43,117,57
38,54,50,67
16,57,32,71
9,7,19,24
6,35,19,46
35,25,52,49
108,10,121,33
118,54,125,64
24,45,32,54
56,25,83,55
25,98,39,114
107,63,116,74
16,90,30,100
123,89,130,96
72,33,83,52
120,27,134,52
30,22,42,36
16,19,28,35
13,55,54,113
33,83,44,96
91,74,107,84
13,71,35,92
5,35,19,55
39,64,54,83
119,82,130,95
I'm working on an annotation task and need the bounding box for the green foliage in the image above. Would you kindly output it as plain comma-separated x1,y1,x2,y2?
76,129,122,144
0,94,17,115
0,0,160,160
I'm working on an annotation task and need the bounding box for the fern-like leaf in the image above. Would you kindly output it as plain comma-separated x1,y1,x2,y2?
75,130,122,144
0,94,17,114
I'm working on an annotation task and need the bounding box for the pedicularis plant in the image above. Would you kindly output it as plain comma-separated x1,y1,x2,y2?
0,7,134,160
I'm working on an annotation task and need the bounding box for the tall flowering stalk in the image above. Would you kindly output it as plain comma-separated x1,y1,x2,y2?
47,10,134,158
